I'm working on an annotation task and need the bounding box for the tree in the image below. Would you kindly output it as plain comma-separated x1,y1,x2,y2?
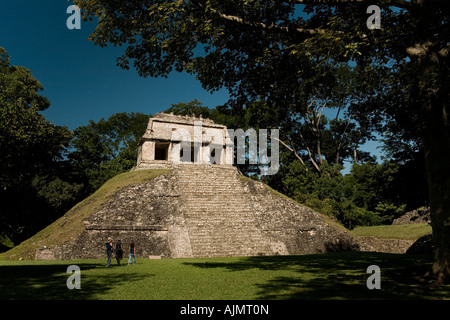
0,47,73,243
164,99,213,118
69,112,150,192
274,99,375,174
0,48,72,189
75,0,450,284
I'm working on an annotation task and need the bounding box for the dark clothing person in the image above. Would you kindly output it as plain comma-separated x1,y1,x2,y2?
106,238,113,267
115,240,123,265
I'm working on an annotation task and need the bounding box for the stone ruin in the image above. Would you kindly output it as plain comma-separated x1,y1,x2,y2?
136,112,233,169
392,207,431,225
35,113,360,260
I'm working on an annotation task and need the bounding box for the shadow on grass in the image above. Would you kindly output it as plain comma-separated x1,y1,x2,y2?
0,261,150,300
183,252,450,300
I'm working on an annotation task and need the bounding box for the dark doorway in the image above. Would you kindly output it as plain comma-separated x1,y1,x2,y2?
155,143,169,160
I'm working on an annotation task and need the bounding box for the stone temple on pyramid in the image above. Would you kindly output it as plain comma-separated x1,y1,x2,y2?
135,112,234,169
33,112,359,260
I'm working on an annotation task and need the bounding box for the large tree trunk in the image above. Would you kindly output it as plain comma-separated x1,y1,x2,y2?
421,99,450,285
409,20,450,283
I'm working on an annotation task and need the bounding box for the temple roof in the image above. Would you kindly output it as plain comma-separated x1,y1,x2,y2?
152,112,224,127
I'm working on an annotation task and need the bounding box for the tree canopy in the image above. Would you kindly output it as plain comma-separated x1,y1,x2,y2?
0,47,151,245
0,47,74,243
69,111,150,192
0,48,72,190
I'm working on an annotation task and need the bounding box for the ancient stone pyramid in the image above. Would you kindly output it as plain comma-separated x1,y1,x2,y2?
35,164,358,260
32,114,359,260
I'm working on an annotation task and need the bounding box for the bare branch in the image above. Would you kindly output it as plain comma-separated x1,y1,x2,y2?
274,137,307,168
317,101,326,122
123,138,130,149
335,117,352,164
298,130,322,173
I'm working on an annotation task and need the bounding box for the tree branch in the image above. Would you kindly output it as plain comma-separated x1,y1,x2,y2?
289,0,411,9
438,43,450,57
298,130,322,173
405,40,450,58
335,117,352,164
274,137,308,169
206,6,326,35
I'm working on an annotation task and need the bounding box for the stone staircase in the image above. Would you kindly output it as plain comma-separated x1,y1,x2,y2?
174,164,273,257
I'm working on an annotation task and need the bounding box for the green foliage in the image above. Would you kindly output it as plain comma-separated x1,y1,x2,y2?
0,234,14,253
0,48,151,245
0,48,74,244
0,48,50,111
0,48,72,190
269,156,423,229
68,112,150,193
93,149,138,191
347,161,415,217
31,175,84,215
164,99,212,118
374,202,406,223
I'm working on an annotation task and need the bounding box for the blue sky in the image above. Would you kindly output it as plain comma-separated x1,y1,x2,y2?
0,0,382,166
0,0,230,130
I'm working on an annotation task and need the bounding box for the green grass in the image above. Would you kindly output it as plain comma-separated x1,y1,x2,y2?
351,224,432,240
0,169,171,260
0,234,14,253
1,252,449,300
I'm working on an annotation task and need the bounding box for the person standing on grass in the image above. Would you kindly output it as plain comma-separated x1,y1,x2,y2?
115,239,124,265
128,242,136,265
106,237,113,268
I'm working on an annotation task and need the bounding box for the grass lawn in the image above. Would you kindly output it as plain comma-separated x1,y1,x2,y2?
1,252,449,300
351,224,432,240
